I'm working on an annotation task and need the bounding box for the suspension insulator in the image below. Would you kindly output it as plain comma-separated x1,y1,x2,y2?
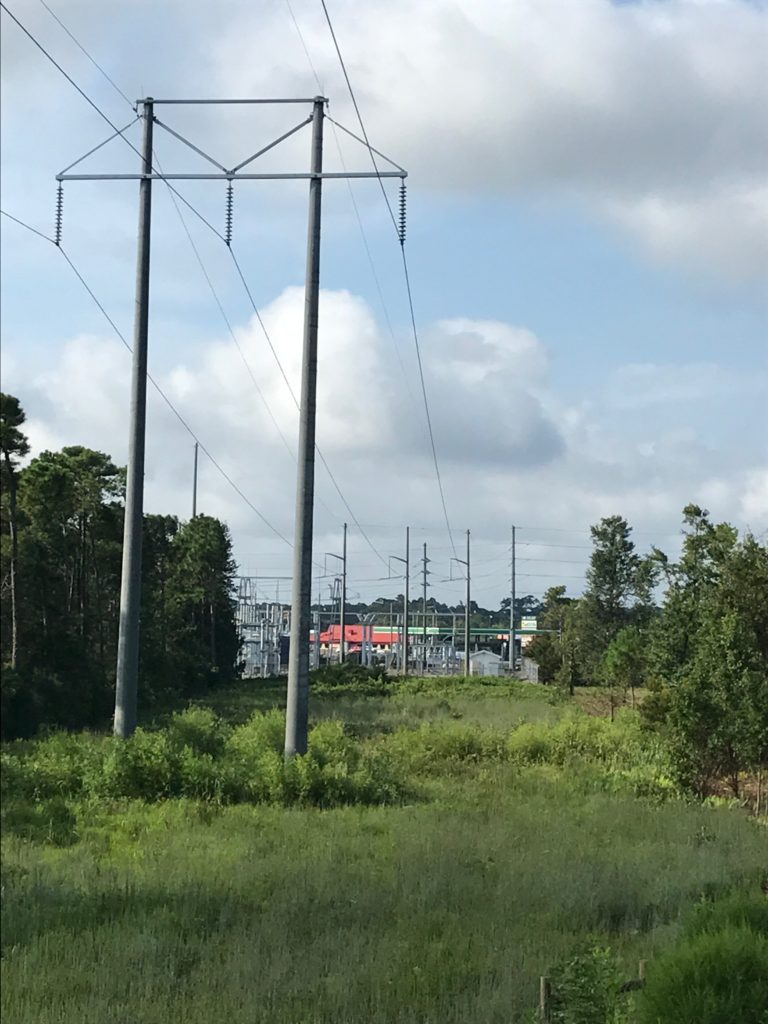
398,179,407,246
225,180,234,247
54,183,64,247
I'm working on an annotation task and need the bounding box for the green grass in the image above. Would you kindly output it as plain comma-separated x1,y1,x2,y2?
181,674,562,736
2,677,765,1023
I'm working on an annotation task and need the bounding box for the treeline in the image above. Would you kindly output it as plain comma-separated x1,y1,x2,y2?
526,510,768,798
341,594,544,627
0,394,239,738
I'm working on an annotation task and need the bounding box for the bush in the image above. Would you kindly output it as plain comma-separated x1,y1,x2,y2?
0,731,102,801
548,945,632,1024
637,925,768,1024
0,796,79,846
0,707,677,815
506,721,554,764
221,710,286,800
311,661,389,695
226,708,285,760
90,729,183,800
177,748,224,801
393,675,561,700
166,706,232,757
383,721,507,773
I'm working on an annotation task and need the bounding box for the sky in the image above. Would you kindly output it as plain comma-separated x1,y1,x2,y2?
1,0,767,611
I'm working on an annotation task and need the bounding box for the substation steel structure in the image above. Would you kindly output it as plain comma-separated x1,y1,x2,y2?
235,577,290,678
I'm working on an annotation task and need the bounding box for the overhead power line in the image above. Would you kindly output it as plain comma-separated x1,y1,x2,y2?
317,0,457,558
2,1,225,242
518,540,594,551
1,208,293,547
10,0,384,567
36,0,133,106
225,247,387,569
155,168,297,462
2,2,121,132
282,3,421,420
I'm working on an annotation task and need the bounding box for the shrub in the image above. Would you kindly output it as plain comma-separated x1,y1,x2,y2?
350,747,409,805
166,706,232,757
222,710,286,801
90,729,183,800
0,731,101,800
226,709,285,760
311,662,389,695
637,925,768,1024
548,945,632,1024
506,721,554,764
383,721,507,773
271,720,409,807
177,748,224,801
0,796,79,846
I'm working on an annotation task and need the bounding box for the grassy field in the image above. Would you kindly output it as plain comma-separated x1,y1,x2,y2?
2,677,766,1023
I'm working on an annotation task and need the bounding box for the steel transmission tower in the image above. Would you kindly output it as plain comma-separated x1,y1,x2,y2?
55,96,406,741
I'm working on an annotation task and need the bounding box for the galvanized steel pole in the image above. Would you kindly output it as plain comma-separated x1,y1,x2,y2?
114,99,154,739
192,441,199,518
422,542,428,673
402,526,410,677
285,96,324,759
465,529,471,676
510,524,516,674
339,522,347,664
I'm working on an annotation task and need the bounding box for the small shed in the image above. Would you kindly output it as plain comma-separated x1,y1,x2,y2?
469,649,503,677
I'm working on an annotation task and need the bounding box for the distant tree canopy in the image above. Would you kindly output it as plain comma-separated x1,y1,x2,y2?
345,593,543,626
524,505,767,796
0,395,239,739
648,506,768,795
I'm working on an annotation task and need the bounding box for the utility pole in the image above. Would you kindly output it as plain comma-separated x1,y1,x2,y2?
55,95,406,746
114,99,153,739
340,522,347,664
451,530,471,677
388,601,394,670
509,524,516,674
324,521,347,665
452,611,457,674
403,527,410,677
192,440,198,519
465,529,471,675
313,588,321,670
389,527,410,676
422,541,429,674
284,96,324,757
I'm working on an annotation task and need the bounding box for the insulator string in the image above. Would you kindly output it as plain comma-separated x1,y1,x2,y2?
225,180,234,247
54,183,64,246
398,179,406,246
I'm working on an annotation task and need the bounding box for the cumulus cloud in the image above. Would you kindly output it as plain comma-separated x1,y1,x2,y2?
607,184,768,279
740,468,768,526
608,361,766,409
6,286,765,602
4,1,766,280
212,0,768,278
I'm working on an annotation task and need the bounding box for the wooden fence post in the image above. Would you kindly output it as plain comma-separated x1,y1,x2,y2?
539,975,551,1021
